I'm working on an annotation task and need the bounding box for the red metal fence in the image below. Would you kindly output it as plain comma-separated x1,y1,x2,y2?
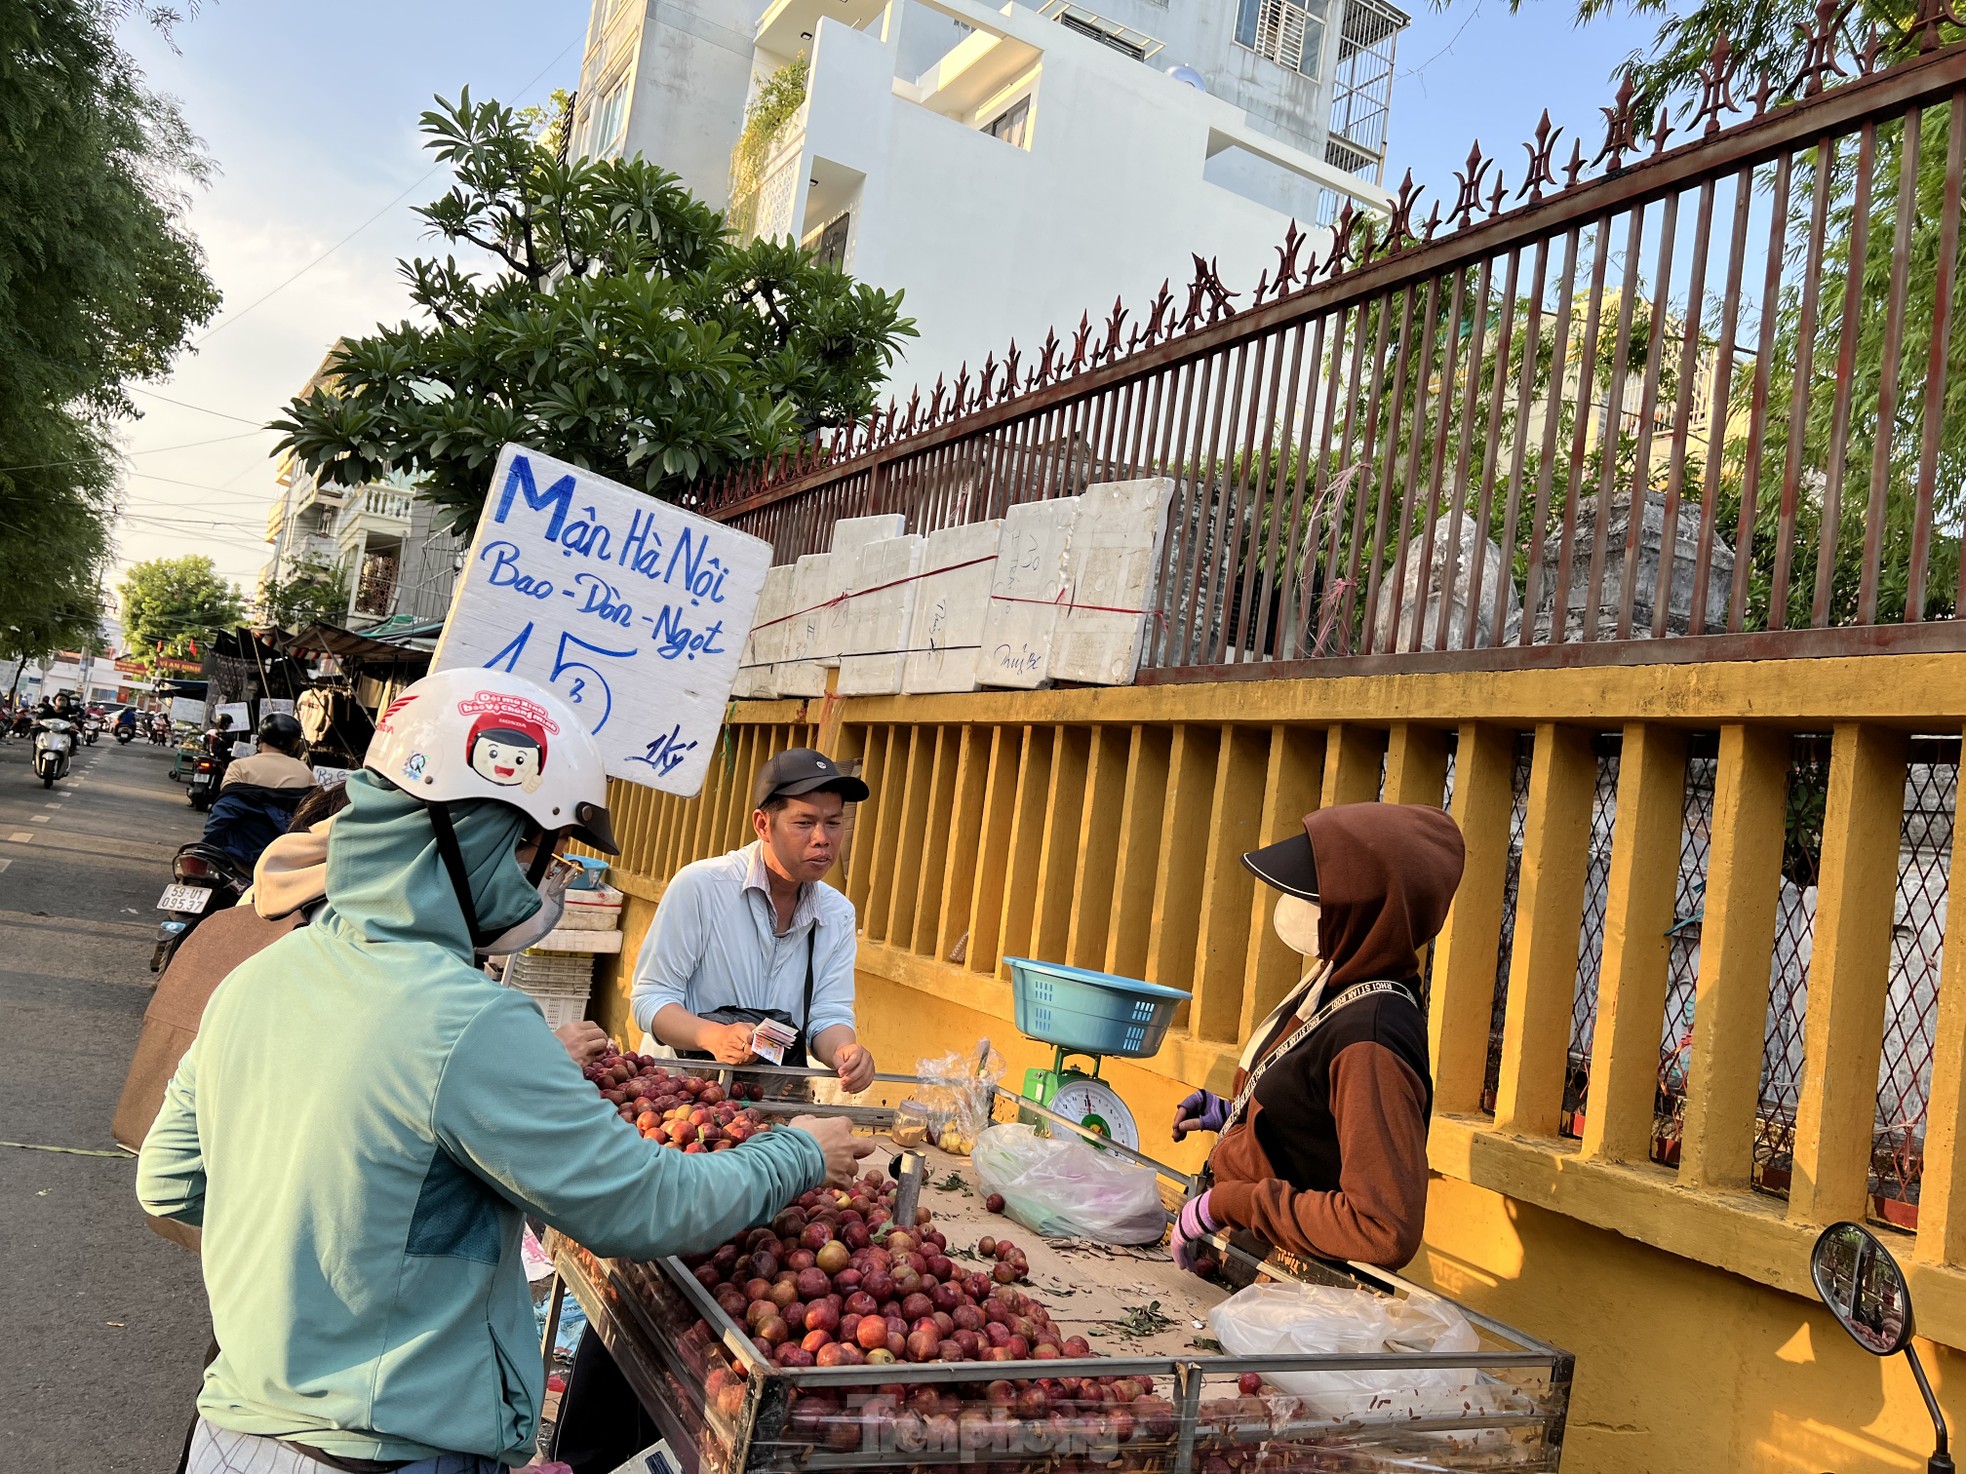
701,18,1966,679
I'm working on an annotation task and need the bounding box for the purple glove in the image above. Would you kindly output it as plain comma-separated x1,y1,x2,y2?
1171,1190,1220,1273
1172,1088,1231,1141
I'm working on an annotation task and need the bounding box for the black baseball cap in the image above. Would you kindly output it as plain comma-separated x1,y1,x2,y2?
752,748,870,808
1241,831,1319,901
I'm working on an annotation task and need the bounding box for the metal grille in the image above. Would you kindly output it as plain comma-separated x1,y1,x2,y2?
1752,736,1833,1196
1255,0,1312,72
1651,737,1718,1168
1560,737,1622,1138
1482,731,1534,1106
700,36,1966,681
1870,739,1958,1221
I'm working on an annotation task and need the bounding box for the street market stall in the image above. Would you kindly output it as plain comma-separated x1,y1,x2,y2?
538,1066,1573,1474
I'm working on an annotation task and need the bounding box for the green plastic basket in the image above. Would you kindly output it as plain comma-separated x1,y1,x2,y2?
1005,957,1190,1058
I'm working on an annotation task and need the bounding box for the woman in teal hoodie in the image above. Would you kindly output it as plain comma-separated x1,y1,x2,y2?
138,670,868,1471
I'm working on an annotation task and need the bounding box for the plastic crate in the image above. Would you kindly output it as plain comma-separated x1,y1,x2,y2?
519,988,589,1030
1004,957,1189,1058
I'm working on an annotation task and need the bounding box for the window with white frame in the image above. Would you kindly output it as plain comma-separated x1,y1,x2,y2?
1235,0,1327,79
590,78,630,157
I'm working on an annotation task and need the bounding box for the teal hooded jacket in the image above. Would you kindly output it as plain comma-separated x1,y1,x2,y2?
136,772,825,1463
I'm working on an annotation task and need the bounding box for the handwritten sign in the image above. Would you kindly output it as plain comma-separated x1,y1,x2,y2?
431,444,770,796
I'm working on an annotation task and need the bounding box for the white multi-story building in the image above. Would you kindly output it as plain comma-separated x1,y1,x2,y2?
259,348,463,632
571,0,1401,394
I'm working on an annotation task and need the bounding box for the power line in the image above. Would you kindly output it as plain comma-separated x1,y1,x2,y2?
128,386,269,426
0,429,269,474
190,35,580,349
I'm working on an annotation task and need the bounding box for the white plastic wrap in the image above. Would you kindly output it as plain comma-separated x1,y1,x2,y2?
1210,1282,1493,1421
970,1123,1170,1245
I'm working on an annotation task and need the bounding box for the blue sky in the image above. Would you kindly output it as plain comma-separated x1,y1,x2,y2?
111,0,1660,594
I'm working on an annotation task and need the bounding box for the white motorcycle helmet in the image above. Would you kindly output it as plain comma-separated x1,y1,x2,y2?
364,668,618,950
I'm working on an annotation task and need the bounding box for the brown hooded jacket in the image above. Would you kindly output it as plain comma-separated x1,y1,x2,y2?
1206,802,1465,1267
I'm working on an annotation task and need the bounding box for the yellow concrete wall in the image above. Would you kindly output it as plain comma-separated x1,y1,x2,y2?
585,656,1966,1473
1413,1174,1963,1474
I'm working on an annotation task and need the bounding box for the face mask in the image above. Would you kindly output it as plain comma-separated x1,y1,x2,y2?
479,855,577,957
1273,895,1322,958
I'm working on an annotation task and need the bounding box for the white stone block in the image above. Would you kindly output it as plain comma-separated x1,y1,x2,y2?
820,515,907,666
1049,477,1175,686
735,563,796,699
837,535,926,697
776,552,835,697
901,520,1006,694
978,497,1080,688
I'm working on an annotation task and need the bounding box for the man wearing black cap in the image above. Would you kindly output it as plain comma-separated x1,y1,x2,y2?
629,747,877,1093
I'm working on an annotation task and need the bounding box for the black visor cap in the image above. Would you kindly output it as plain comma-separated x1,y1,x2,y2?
1241,831,1319,901
752,747,871,809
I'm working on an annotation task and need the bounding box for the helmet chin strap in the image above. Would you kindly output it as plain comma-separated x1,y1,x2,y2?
424,801,500,952
424,801,554,952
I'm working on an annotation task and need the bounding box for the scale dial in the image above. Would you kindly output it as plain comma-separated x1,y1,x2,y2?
1051,1077,1138,1151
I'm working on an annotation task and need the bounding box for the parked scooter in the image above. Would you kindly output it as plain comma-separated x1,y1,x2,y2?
32,718,76,788
151,841,252,972
1812,1221,1953,1473
186,749,229,810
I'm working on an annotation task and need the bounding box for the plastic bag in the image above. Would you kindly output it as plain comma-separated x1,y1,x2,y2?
970,1123,1170,1244
1210,1282,1489,1420
914,1041,1004,1154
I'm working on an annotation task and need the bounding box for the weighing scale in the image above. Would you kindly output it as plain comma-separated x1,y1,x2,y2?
1005,957,1193,1154
1021,1047,1139,1149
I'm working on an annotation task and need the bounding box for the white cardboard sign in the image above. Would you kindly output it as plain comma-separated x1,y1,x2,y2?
431,445,771,796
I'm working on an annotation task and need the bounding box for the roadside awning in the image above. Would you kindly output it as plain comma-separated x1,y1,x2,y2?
283,622,435,666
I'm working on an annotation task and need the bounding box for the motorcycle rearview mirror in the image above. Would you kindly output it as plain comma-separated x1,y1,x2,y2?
1811,1221,1953,1473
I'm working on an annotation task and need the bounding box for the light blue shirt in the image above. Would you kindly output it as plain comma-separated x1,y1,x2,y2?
631,842,858,1042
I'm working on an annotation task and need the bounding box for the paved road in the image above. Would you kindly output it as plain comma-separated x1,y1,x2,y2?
0,730,212,1470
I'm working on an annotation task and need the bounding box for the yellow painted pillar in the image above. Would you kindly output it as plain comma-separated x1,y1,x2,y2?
1788,722,1909,1225
962,726,1022,975
1066,725,1132,971
1031,726,1093,962
864,725,918,939
889,725,947,946
1322,722,1386,808
1192,726,1269,1041
1383,723,1450,807
1430,723,1518,1115
932,726,990,964
1678,724,1790,1190
1915,724,1966,1263
1239,725,1327,1040
1494,722,1596,1138
844,726,889,913
1580,723,1688,1164
1105,725,1173,982
1146,725,1221,1011
993,726,1055,974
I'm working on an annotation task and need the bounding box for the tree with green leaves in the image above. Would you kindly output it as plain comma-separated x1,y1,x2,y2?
274,90,916,532
119,555,245,666
258,554,350,631
0,1,221,662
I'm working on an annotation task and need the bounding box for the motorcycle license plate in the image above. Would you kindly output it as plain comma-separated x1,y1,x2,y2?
157,884,212,914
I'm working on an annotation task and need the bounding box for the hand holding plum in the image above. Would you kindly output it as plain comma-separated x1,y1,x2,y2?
554,1021,611,1067
789,1113,877,1187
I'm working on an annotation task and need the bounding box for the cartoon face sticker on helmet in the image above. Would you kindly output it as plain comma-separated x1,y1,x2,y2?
458,691,559,796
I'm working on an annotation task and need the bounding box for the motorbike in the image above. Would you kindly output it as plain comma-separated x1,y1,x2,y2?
186,749,230,810
151,841,252,973
114,719,136,745
82,715,101,745
32,718,76,788
1812,1220,1953,1473
149,717,171,746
